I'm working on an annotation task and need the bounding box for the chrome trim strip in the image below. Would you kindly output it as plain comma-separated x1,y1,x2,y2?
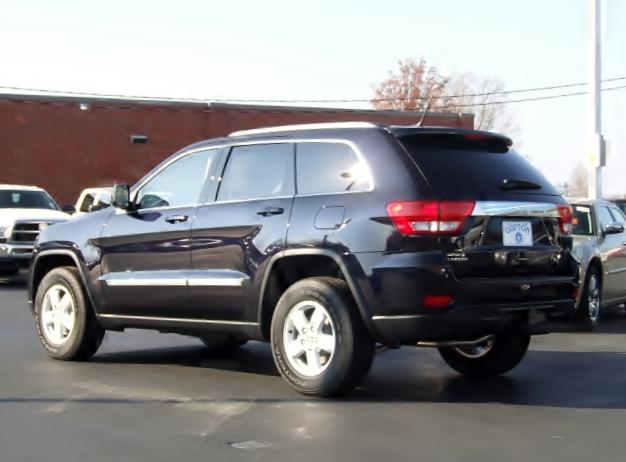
187,270,248,287
607,267,626,275
98,313,259,326
372,315,423,321
229,122,378,137
102,272,188,287
213,195,293,206
472,201,560,218
99,270,248,287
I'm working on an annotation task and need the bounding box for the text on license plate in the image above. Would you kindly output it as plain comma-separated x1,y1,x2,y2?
502,221,533,246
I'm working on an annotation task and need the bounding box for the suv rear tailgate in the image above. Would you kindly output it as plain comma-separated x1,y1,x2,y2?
396,131,576,283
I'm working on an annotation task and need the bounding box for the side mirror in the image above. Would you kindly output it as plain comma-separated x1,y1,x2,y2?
112,184,132,210
62,204,76,214
603,222,624,235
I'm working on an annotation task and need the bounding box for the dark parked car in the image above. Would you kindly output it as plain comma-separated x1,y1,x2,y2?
28,122,578,397
570,198,626,327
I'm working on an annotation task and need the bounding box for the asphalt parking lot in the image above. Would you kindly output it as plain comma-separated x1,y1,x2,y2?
2,273,626,462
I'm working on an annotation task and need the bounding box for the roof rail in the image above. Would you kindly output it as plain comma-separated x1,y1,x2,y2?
229,121,379,137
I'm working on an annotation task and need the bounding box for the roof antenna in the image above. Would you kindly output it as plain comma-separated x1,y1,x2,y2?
416,95,434,127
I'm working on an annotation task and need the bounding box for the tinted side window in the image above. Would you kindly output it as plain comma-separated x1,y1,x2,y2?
136,149,217,209
217,143,294,202
597,206,614,229
296,142,370,195
572,205,594,236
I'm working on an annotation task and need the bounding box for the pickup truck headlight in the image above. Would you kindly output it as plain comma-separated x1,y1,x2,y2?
0,227,8,243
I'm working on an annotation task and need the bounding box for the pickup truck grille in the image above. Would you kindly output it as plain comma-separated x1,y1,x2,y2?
9,222,46,244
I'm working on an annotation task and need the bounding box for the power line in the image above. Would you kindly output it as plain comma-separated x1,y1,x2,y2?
438,84,626,110
0,77,625,105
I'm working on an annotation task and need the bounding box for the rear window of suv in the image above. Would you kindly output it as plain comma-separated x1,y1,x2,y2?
397,134,559,199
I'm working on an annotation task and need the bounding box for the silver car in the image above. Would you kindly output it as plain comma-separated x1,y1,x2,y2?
570,199,626,327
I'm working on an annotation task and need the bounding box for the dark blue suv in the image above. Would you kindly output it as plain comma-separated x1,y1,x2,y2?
28,122,578,397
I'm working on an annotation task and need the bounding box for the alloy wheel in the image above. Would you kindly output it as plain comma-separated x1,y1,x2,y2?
40,284,76,346
282,300,336,377
587,274,601,322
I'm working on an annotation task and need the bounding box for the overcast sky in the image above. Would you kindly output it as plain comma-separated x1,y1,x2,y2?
1,0,624,195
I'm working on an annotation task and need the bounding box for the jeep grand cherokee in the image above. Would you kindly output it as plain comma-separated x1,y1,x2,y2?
28,122,578,397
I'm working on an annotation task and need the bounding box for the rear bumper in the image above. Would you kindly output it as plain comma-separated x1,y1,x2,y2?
0,243,34,268
353,251,578,344
372,298,576,344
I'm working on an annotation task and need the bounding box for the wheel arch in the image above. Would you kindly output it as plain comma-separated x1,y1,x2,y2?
587,257,603,282
575,256,604,311
29,249,97,314
257,249,378,341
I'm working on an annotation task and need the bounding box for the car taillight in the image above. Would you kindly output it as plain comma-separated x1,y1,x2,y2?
423,295,453,309
386,201,475,235
557,204,573,235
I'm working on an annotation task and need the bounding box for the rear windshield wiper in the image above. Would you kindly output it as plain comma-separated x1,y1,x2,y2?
501,178,542,191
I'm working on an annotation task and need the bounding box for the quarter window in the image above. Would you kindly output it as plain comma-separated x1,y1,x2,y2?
296,142,370,195
136,149,217,209
217,143,294,202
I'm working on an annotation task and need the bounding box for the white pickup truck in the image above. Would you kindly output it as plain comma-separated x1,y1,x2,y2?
0,185,70,276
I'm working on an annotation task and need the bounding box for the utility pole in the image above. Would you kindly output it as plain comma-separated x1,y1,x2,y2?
588,0,604,199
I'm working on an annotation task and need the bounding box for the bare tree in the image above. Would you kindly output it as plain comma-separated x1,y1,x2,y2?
371,58,449,111
444,73,516,134
371,60,517,136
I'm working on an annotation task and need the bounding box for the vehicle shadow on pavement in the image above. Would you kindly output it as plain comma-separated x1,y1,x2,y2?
92,343,281,377
354,348,626,409
85,341,626,409
3,348,626,410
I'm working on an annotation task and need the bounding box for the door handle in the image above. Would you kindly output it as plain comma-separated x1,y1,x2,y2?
165,214,189,224
256,207,284,217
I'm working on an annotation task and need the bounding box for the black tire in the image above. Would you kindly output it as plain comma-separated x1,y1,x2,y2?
574,267,602,330
199,336,248,352
34,266,105,361
438,333,530,378
0,267,19,277
271,277,375,397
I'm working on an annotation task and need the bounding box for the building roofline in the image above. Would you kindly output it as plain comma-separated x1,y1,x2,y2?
0,92,473,119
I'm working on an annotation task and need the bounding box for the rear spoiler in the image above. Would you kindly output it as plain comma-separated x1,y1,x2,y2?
385,126,513,148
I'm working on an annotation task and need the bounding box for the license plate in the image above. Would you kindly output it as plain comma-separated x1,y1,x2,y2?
502,221,533,246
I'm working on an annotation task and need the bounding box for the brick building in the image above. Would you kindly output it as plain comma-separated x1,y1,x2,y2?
0,93,473,205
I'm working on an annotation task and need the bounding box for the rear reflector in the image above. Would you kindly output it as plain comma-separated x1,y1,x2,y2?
423,295,453,309
386,201,475,235
557,204,573,235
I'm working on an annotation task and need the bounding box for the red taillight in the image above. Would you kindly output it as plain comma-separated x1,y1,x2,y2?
423,295,453,309
557,204,573,235
386,201,475,235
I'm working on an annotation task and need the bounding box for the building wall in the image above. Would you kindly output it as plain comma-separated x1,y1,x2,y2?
0,96,473,205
